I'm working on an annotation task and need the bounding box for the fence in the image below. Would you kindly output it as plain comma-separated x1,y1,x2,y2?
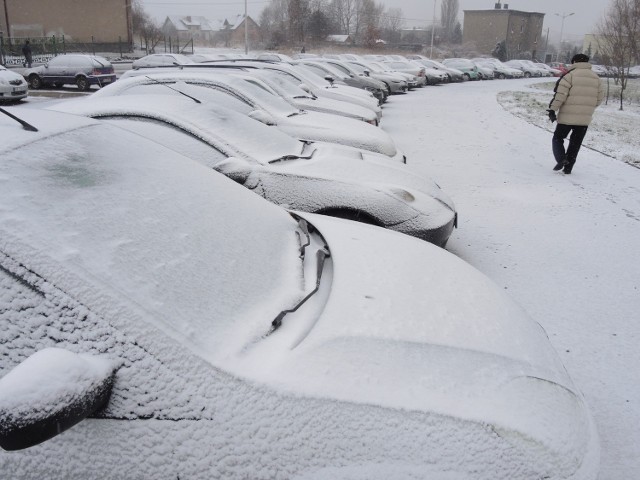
0,34,133,66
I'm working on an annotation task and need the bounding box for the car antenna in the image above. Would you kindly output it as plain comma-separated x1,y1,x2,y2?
144,76,201,104
0,107,38,132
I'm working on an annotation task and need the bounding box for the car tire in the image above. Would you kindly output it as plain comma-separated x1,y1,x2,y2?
76,76,90,91
28,75,42,89
524,71,531,78
498,73,506,79
462,73,470,81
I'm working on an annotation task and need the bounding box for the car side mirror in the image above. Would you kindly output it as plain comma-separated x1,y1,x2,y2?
363,70,370,77
214,156,253,184
0,348,116,451
324,75,335,85
298,83,311,93
248,109,276,126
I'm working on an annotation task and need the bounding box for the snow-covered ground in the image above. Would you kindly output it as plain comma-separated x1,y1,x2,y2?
381,77,640,479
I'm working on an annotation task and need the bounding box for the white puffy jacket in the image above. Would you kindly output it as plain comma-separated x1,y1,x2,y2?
549,62,604,126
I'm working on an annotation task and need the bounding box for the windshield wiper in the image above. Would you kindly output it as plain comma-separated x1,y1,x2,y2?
0,107,38,132
144,76,201,103
268,142,315,164
268,216,330,333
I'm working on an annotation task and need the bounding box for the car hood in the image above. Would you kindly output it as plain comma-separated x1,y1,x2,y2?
291,96,377,121
278,110,398,157
222,212,598,478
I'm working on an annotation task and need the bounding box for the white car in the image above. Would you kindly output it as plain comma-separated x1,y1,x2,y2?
132,53,195,69
237,69,380,125
100,71,406,162
0,65,28,102
0,106,599,479
50,94,456,246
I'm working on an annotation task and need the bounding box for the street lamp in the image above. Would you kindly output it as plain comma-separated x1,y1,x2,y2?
555,12,574,62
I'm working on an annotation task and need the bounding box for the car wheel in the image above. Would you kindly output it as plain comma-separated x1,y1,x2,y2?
463,73,470,81
318,208,381,226
524,71,531,78
28,75,42,89
76,76,90,91
498,73,506,79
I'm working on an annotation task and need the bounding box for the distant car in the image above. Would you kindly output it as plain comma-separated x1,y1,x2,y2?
0,106,599,480
344,60,409,94
301,59,388,103
535,63,562,76
473,59,523,79
254,53,294,62
192,60,382,117
550,62,570,74
504,60,545,78
382,60,433,86
51,94,457,246
0,65,28,102
473,63,495,80
23,54,116,91
442,58,480,80
410,57,465,83
132,53,194,69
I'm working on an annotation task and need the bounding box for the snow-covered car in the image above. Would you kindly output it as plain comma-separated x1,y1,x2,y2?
345,60,409,94
442,58,480,80
254,52,294,62
294,59,388,103
51,94,456,246
382,60,433,86
504,59,545,77
473,63,495,80
535,63,562,77
23,54,116,91
194,60,383,117
474,59,524,79
0,106,599,480
410,57,465,82
97,72,406,162
0,65,28,102
131,53,195,69
238,69,380,125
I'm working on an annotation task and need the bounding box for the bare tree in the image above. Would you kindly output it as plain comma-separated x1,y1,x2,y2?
597,0,640,110
380,8,404,45
440,0,459,43
131,0,163,53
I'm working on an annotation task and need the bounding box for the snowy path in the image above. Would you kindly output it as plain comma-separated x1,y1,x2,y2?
381,79,640,479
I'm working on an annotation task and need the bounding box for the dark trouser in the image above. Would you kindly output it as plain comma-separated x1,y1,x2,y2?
552,123,589,172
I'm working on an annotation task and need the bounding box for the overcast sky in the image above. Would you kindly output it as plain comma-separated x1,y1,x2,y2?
141,0,609,42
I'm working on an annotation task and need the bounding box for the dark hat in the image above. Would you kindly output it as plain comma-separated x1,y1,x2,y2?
571,53,589,63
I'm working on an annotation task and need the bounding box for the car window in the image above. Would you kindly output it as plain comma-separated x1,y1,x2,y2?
103,117,229,167
327,62,350,75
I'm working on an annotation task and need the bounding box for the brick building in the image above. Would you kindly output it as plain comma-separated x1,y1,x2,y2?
1,0,132,44
463,3,544,60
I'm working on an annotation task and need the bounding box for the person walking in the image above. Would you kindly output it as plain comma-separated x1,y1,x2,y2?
22,40,33,68
547,53,604,174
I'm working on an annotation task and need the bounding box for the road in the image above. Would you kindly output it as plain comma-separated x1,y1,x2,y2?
381,78,640,480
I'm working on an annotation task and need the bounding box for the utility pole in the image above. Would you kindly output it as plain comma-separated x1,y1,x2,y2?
544,27,549,62
430,0,437,58
555,12,574,62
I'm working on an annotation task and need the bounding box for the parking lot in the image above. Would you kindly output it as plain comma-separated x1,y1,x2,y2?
1,60,639,479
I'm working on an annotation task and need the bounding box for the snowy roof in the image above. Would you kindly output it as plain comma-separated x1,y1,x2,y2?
326,34,352,43
165,15,216,31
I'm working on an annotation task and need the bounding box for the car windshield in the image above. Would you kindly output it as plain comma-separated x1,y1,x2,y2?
346,62,368,74
252,70,313,99
0,120,304,359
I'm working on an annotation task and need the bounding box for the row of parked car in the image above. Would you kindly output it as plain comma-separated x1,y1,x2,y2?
0,51,599,479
